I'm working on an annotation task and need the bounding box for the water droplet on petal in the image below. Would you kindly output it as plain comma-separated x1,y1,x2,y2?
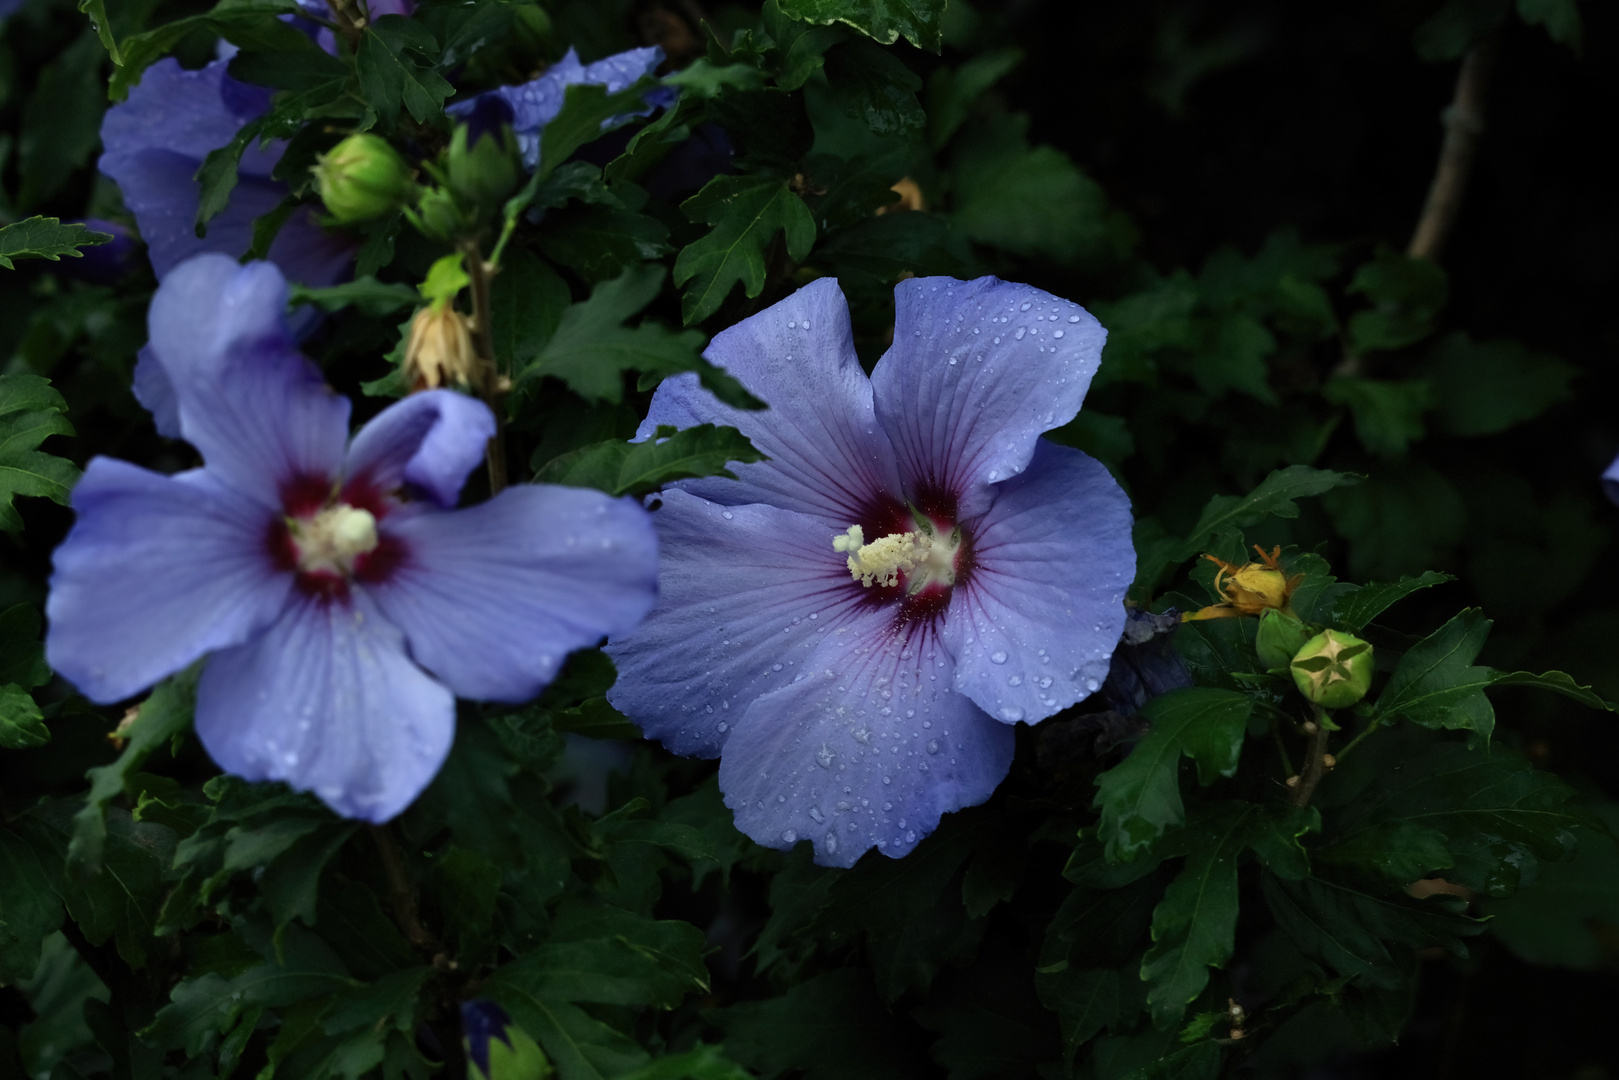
809,806,824,823
999,705,1025,722
782,829,797,843
1008,674,1023,686
1053,330,1064,338
990,650,1008,664
926,739,939,754
721,511,733,520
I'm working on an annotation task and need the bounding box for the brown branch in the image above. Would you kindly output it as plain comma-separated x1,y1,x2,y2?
1289,714,1333,809
460,240,508,494
370,824,441,955
1407,38,1497,262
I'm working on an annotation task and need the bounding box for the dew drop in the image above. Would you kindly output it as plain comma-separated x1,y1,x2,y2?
1085,677,1100,692
926,739,939,754
824,831,837,854
990,650,1008,665
717,721,728,733
1019,301,1031,311
1068,314,1081,323
721,511,733,520
782,829,797,843
999,705,1025,722
788,320,796,328
815,744,835,768
1014,327,1026,340
809,806,824,823
1053,330,1064,338
1008,674,1023,686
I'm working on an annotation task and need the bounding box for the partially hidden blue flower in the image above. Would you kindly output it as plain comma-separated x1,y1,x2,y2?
46,254,659,822
450,47,672,172
1099,608,1193,717
1604,452,1619,506
606,276,1135,867
98,58,355,286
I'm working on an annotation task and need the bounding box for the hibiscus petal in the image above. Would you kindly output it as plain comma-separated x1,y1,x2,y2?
367,485,658,703
196,592,454,823
45,459,293,704
148,255,351,506
1604,452,1619,506
345,390,495,508
606,489,874,758
132,345,180,439
717,619,1014,868
640,278,903,527
944,441,1134,724
871,276,1107,517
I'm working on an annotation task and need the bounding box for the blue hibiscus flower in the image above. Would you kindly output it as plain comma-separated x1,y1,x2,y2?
606,276,1135,867
46,254,659,822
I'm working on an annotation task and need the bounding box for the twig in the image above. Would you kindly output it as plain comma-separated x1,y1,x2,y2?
1289,707,1334,809
459,240,508,493
370,824,441,954
1332,714,1382,763
1407,38,1496,262
1270,717,1296,779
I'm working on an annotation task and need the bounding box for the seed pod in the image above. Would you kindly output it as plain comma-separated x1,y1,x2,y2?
1290,629,1374,709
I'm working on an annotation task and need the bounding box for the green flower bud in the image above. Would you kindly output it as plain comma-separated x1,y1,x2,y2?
312,134,415,224
1289,629,1374,709
1255,608,1310,671
409,186,466,243
445,124,520,219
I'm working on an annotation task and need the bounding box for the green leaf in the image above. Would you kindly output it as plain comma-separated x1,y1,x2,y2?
495,899,710,1010
357,16,453,129
535,80,662,180
614,1045,753,1080
0,216,113,270
1188,312,1277,405
1140,808,1250,1027
928,47,1024,149
489,248,571,372
758,1,849,89
110,0,303,102
481,983,649,1080
519,265,739,405
1329,736,1597,898
538,205,673,285
0,373,79,534
16,33,109,210
1037,966,1125,1065
289,278,422,316
0,828,66,983
0,684,47,749
812,211,957,285
1423,332,1577,437
1346,249,1447,353
1262,872,1481,988
1375,609,1496,741
950,115,1127,267
21,801,179,969
535,425,765,498
712,969,928,1080
1138,465,1358,598
1516,0,1582,49
78,0,123,63
1328,571,1453,633
0,602,51,688
69,667,198,878
1489,669,1613,711
1481,802,1619,968
1092,689,1252,861
776,0,946,51
823,38,924,137
674,175,817,324
1321,377,1431,458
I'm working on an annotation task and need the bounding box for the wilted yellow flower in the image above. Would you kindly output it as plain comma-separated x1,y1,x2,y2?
404,304,480,392
1183,544,1302,621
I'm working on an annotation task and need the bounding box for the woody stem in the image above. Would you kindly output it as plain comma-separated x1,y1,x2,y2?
1290,705,1333,809
459,239,507,494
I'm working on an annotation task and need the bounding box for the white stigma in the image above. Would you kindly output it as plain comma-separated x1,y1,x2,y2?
291,504,379,576
833,523,960,592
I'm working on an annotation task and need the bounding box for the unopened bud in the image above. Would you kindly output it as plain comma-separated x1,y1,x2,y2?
404,305,480,392
1256,608,1311,670
312,134,415,223
1290,629,1374,709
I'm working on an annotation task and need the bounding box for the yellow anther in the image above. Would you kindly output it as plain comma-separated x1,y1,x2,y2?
832,525,931,588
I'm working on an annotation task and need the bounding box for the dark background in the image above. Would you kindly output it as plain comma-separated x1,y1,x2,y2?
1001,3,1619,1075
